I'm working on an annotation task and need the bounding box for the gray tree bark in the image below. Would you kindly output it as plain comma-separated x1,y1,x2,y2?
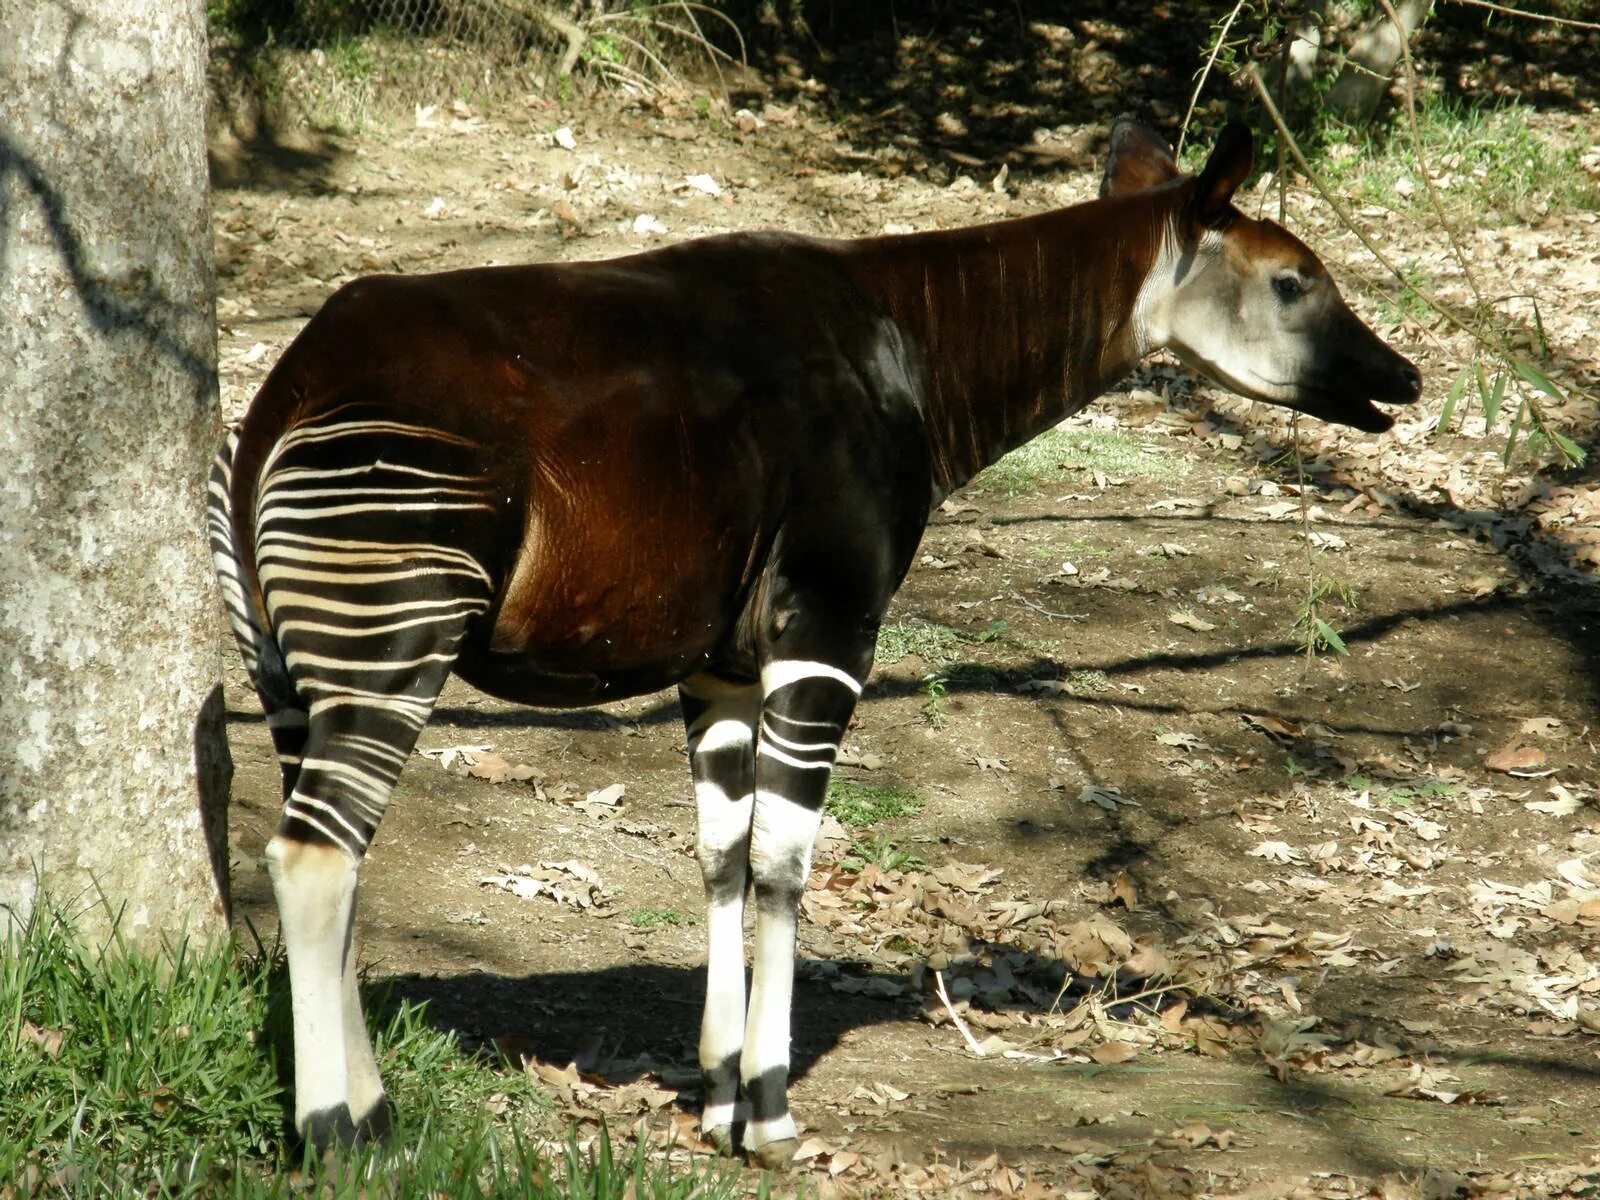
0,0,231,946
1327,0,1431,126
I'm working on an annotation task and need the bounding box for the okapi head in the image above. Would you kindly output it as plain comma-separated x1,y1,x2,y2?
1103,116,1422,433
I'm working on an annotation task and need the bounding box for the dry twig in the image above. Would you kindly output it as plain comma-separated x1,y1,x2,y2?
934,970,987,1056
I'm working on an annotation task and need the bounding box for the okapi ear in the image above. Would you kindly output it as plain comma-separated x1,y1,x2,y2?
1100,114,1179,199
1193,121,1254,227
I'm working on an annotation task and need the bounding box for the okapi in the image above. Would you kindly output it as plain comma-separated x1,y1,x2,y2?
209,117,1420,1166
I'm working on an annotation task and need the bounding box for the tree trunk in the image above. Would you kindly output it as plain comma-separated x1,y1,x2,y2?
1267,1,1329,126
1326,0,1431,127
0,0,231,947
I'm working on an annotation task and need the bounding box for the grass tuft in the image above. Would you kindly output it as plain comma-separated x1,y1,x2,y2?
877,620,970,666
840,835,927,874
0,899,283,1187
1320,96,1594,223
826,780,924,828
974,428,1184,498
628,906,690,929
0,895,739,1198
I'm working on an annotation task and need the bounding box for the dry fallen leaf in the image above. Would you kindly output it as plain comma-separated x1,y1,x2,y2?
1519,715,1564,738
1248,840,1300,864
1168,609,1216,632
419,742,493,771
1089,1040,1139,1064
468,750,538,784
482,860,609,909
1079,783,1134,810
1484,740,1547,775
17,1021,64,1058
931,862,1003,892
1242,713,1304,739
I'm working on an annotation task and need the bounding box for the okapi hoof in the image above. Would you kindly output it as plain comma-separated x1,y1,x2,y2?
749,1138,800,1171
352,1096,393,1145
301,1098,393,1154
702,1124,737,1157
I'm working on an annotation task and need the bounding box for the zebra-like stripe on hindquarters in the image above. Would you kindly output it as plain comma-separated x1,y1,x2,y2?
255,410,497,860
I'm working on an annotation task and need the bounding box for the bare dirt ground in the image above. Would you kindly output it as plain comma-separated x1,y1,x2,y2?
213,15,1600,1196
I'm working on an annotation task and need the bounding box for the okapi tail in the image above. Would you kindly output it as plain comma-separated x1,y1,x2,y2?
207,427,298,715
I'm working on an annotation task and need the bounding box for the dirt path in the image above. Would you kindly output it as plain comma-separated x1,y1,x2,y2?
215,85,1600,1198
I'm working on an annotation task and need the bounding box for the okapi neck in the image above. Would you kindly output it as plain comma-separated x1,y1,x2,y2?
841,195,1166,494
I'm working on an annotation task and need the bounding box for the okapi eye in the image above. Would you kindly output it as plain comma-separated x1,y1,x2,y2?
1273,274,1306,302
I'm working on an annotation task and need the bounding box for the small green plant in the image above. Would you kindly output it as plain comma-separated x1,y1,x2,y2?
324,35,375,83
840,835,927,874
1374,263,1435,325
1386,780,1459,807
1293,574,1356,659
1434,356,1586,468
583,32,625,64
1062,668,1110,693
628,906,689,929
1031,537,1109,564
919,673,949,728
826,779,924,828
878,619,1012,670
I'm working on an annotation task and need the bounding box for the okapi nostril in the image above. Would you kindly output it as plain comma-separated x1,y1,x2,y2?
1403,365,1422,396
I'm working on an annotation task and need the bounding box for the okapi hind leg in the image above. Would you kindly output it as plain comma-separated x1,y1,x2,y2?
679,673,761,1153
268,630,473,1150
266,836,385,1148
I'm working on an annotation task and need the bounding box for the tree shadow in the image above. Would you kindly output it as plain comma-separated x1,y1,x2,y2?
363,931,1600,1178
1425,4,1600,113
1178,398,1600,723
752,1,1216,181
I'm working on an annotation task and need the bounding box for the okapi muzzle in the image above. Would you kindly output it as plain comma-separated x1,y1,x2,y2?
211,113,1419,1168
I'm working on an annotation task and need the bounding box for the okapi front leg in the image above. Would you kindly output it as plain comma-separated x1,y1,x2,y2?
742,659,863,1168
680,674,760,1151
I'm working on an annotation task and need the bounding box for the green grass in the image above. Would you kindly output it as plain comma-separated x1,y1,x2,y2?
628,906,690,929
825,780,924,828
839,836,927,874
973,428,1184,498
877,618,1010,667
1052,668,1110,694
1031,537,1110,563
0,896,740,1198
1372,262,1436,325
1340,775,1459,807
877,619,971,667
1319,95,1594,223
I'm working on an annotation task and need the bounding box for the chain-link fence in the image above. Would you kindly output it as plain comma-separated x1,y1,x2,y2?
209,0,746,130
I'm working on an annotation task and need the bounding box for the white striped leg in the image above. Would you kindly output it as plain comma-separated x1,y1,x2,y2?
265,837,386,1148
742,659,862,1166
339,890,387,1138
680,674,760,1149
